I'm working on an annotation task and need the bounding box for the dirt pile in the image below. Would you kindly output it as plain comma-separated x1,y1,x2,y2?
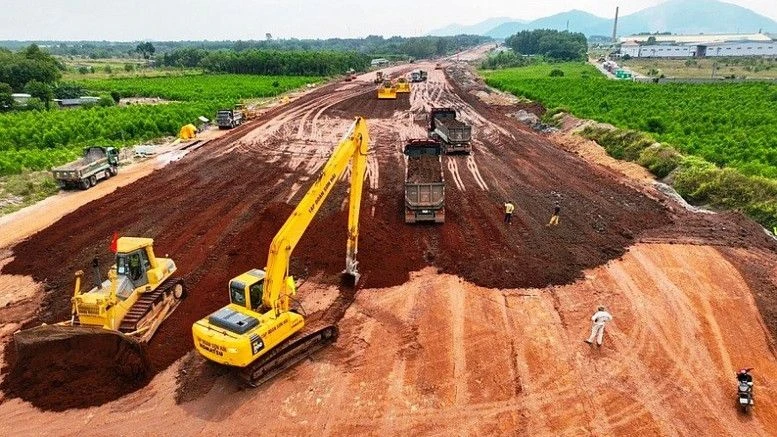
406,156,442,183
1,326,151,411
326,91,410,119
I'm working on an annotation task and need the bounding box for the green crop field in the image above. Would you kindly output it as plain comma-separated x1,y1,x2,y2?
0,74,317,175
483,63,777,179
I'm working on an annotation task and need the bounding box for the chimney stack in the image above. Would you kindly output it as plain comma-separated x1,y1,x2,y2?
612,6,620,43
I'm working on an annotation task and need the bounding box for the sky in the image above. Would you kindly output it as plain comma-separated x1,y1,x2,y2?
0,0,775,41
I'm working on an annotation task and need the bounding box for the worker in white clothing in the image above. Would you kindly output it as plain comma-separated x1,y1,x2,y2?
585,306,612,347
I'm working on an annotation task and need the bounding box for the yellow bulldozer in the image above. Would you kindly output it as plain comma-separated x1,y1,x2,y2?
395,77,411,93
13,237,185,357
377,80,397,100
192,117,370,386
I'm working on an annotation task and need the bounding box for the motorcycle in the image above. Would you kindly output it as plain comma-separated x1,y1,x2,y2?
737,379,754,413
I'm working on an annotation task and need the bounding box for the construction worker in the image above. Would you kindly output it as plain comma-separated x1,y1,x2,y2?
504,201,515,224
585,306,612,347
547,203,560,226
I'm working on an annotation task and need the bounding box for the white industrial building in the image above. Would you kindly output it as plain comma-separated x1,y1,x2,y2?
620,36,777,58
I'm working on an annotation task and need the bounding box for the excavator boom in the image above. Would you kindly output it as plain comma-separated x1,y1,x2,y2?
192,117,371,385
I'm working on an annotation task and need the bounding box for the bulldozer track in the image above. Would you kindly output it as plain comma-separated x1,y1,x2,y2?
117,277,184,334
240,325,339,387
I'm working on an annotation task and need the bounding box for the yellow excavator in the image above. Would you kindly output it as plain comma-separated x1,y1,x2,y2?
395,77,411,93
13,237,185,358
192,117,370,386
377,79,397,99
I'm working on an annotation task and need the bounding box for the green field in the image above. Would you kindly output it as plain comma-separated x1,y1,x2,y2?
0,74,317,175
484,63,777,178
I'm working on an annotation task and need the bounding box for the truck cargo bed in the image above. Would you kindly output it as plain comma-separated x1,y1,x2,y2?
407,156,443,183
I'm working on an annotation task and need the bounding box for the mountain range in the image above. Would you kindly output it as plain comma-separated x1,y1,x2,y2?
428,0,777,38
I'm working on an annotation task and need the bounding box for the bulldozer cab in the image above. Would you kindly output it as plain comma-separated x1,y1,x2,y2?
117,249,151,288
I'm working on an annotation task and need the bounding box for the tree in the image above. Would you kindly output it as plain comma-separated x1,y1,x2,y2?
110,90,121,104
646,36,657,45
505,29,587,61
135,42,156,59
53,82,83,99
0,82,13,110
24,80,53,109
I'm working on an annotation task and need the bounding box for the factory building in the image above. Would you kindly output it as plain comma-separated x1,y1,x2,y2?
619,34,777,58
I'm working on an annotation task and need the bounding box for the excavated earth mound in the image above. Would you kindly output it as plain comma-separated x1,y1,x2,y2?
0,326,151,411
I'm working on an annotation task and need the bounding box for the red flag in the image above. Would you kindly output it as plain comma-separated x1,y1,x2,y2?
110,231,119,253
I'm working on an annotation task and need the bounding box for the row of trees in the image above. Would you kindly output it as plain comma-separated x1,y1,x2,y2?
174,50,371,76
505,30,587,61
0,35,491,64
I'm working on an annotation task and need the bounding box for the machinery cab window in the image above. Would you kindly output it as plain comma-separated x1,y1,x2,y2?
116,249,150,288
249,282,264,311
230,281,247,307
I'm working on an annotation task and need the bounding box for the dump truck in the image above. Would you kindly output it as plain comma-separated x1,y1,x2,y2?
404,139,445,224
217,108,244,129
428,107,472,154
52,146,119,190
410,70,427,83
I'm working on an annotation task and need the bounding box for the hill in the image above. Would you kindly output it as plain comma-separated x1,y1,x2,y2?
429,17,523,37
435,0,777,38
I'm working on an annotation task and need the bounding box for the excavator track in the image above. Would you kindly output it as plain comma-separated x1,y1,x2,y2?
118,278,185,334
240,325,339,387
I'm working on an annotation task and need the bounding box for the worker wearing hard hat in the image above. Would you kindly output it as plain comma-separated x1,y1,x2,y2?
584,306,613,347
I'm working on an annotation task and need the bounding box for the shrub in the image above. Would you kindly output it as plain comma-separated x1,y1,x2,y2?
638,143,683,178
549,69,564,77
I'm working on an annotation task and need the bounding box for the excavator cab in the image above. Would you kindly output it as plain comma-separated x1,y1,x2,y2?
377,80,397,100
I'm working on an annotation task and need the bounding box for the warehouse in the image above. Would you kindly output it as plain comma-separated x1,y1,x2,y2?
620,38,777,58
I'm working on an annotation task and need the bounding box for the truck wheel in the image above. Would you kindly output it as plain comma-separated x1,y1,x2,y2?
109,166,118,176
89,175,98,186
80,179,91,190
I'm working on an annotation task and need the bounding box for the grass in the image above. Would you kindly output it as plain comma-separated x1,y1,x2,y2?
0,171,60,215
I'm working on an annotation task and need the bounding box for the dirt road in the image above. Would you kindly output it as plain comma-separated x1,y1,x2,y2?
2,60,777,435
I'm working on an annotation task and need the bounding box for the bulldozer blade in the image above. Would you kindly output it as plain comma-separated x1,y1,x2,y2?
12,324,152,380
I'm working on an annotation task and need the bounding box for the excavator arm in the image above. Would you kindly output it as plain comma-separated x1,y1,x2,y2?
263,117,370,315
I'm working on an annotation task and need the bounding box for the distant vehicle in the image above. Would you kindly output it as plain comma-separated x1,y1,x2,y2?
434,63,442,70
428,107,472,154
374,71,384,84
404,140,445,224
420,70,428,81
217,109,244,129
52,146,119,190
410,69,427,83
